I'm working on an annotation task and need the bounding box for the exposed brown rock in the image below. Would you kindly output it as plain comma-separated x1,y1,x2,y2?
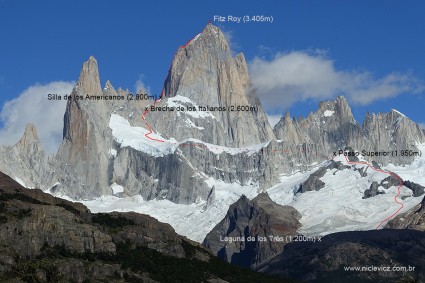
203,192,301,268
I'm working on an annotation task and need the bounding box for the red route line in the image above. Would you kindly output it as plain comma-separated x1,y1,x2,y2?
141,31,201,143
341,155,404,229
139,25,405,229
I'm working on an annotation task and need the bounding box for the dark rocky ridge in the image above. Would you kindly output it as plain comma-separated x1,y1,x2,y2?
203,192,301,269
404,180,425,197
299,167,326,193
258,229,425,282
362,182,385,199
0,171,290,282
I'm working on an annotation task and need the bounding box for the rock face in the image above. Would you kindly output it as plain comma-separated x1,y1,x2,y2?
0,124,53,189
54,56,114,199
0,171,285,283
274,96,361,160
258,229,425,282
362,109,425,164
110,146,213,204
386,195,425,230
0,171,114,259
299,167,327,193
203,192,301,268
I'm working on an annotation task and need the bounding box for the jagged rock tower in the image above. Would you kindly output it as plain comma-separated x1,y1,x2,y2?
149,23,275,147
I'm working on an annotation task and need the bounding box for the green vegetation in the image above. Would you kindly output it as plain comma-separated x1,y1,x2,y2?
92,213,136,228
0,192,47,205
37,242,291,283
56,202,81,216
0,201,32,220
0,183,292,282
12,259,62,282
0,202,6,212
115,242,289,283
0,215,7,223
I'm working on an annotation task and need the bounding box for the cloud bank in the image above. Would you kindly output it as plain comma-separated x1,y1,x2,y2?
0,81,74,154
249,51,425,113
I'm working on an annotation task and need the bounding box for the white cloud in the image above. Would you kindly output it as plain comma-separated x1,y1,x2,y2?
134,74,150,95
249,51,425,113
0,81,74,154
222,29,239,51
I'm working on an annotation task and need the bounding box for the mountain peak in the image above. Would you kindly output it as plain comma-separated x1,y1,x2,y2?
316,95,355,123
318,96,348,110
204,190,301,268
14,123,45,157
160,24,274,147
75,56,102,96
253,191,273,204
178,23,230,52
202,23,222,36
18,123,39,145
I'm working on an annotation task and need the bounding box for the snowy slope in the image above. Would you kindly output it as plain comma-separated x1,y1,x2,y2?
268,145,425,236
70,179,259,243
109,114,178,157
109,113,270,156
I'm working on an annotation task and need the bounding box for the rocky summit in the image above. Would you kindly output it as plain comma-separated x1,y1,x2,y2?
155,23,275,147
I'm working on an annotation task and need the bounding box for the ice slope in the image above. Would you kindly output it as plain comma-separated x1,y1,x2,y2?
74,179,258,243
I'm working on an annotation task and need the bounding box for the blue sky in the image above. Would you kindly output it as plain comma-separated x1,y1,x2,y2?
0,0,424,150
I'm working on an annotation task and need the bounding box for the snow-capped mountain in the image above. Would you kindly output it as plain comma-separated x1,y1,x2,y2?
0,23,424,245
